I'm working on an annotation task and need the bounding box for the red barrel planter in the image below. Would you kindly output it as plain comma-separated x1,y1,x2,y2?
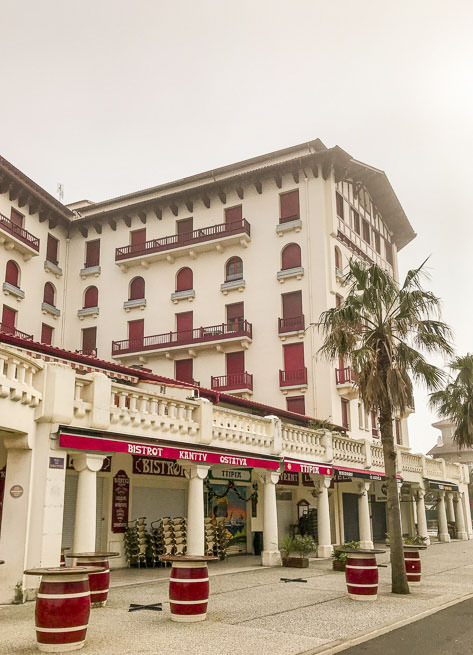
403,545,427,587
68,552,119,608
161,555,217,623
339,548,386,601
24,566,104,652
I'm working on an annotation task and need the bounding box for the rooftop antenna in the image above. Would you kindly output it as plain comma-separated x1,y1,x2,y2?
57,183,64,202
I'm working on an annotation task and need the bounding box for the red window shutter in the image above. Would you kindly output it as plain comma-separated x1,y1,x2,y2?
177,218,193,238
130,229,146,247
10,208,23,227
286,396,305,415
282,291,302,318
341,398,350,428
283,343,304,370
41,323,54,345
176,268,193,292
128,319,144,342
225,205,242,225
85,240,100,267
84,286,98,308
5,261,19,287
175,359,193,383
46,234,59,265
82,326,97,354
362,219,370,243
43,283,55,306
226,351,244,375
225,257,243,281
129,277,145,300
176,311,193,334
281,243,301,270
336,192,344,219
2,305,16,328
226,302,244,321
280,190,300,224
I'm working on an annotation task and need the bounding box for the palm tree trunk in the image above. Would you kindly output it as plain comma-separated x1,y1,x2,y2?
379,406,410,594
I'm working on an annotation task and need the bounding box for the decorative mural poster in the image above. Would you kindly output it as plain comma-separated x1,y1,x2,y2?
209,483,247,554
112,470,129,533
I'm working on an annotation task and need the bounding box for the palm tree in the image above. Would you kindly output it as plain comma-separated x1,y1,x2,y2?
430,354,473,448
318,259,453,594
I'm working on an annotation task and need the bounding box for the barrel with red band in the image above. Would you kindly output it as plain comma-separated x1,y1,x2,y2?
169,561,210,622
404,548,422,586
345,552,379,601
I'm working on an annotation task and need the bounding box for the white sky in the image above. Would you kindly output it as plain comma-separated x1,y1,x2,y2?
1,1,472,454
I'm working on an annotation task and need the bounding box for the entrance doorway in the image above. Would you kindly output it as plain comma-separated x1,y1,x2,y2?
342,493,360,542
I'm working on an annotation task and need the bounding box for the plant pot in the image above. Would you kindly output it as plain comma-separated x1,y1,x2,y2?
403,545,426,586
332,559,346,572
282,556,309,568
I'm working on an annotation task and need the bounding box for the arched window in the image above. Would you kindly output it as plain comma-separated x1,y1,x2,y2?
281,243,301,271
225,257,243,282
129,276,145,300
43,282,56,307
5,260,19,287
176,267,193,292
83,286,98,309
334,246,342,272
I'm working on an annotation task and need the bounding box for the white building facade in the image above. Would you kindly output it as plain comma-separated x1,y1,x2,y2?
0,141,469,604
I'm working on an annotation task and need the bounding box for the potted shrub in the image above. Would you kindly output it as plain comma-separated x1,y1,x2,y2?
280,535,316,568
332,541,360,571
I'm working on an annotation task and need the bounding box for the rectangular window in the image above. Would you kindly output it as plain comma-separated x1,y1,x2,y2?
336,192,344,220
41,323,54,345
282,291,302,318
341,398,350,429
176,311,193,337
286,395,306,415
177,218,193,240
352,209,360,234
226,351,245,375
371,410,379,437
283,342,305,371
385,239,393,266
46,234,59,265
395,418,402,445
81,326,97,355
175,359,194,384
128,319,144,345
10,208,24,227
374,232,381,254
85,239,100,268
225,205,242,225
226,302,244,331
2,305,16,328
279,190,300,224
130,229,146,247
362,219,370,244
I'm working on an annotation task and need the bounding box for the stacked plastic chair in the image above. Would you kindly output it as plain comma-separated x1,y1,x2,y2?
124,517,148,567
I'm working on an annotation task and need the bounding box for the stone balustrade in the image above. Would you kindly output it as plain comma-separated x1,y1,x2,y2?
281,424,325,459
212,407,274,452
332,434,365,465
0,348,42,408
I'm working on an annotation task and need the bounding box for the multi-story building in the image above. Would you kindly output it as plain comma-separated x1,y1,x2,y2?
0,141,469,604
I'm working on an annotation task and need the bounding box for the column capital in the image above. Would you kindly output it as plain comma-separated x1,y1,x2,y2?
72,452,105,473
416,488,426,500
357,480,371,494
181,462,210,480
257,469,280,485
311,475,332,492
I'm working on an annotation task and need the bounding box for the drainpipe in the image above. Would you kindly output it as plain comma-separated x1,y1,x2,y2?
60,234,71,348
304,173,318,417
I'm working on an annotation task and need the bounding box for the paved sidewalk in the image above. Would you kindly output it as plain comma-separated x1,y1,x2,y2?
2,541,473,655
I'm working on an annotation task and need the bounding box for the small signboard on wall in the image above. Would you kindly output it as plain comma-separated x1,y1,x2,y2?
112,470,129,533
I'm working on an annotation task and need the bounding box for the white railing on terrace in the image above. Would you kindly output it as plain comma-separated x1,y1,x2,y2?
337,218,392,272
212,407,273,451
281,424,326,459
332,434,365,465
0,349,42,407
401,451,424,474
424,457,444,479
445,461,462,480
371,443,385,468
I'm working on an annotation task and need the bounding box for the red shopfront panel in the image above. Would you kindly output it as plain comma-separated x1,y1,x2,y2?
225,205,242,225
10,208,24,227
176,311,193,337
282,291,302,318
85,239,100,267
177,218,193,239
286,396,305,415
283,343,305,371
176,267,193,292
41,323,54,345
130,229,146,247
2,305,16,328
82,326,97,355
128,319,144,343
226,351,244,375
280,190,300,224
46,234,59,265
5,260,19,287
175,359,193,384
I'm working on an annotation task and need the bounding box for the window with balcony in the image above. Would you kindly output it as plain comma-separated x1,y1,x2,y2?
362,219,370,244
0,303,31,339
280,342,307,387
41,323,54,345
128,319,144,348
130,229,146,253
176,311,193,340
175,358,195,384
5,260,20,288
43,282,56,307
286,395,305,415
81,326,97,355
83,286,98,308
279,190,300,224
46,234,59,266
85,239,100,268
211,350,253,392
129,276,145,300
10,208,24,227
341,398,350,429
176,267,193,292
225,205,242,226
225,257,243,282
279,291,304,333
281,243,301,271
177,218,193,242
226,302,244,332
336,192,344,220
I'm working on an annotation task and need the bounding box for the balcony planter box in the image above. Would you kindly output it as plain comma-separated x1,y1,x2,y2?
282,556,309,568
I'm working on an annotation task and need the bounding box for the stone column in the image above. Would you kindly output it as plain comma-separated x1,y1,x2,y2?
461,491,473,539
182,463,210,556
358,481,373,549
454,494,468,540
446,492,455,523
312,475,333,557
437,491,450,542
72,453,105,552
259,470,281,566
415,489,430,546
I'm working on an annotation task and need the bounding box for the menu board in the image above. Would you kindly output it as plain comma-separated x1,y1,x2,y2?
112,470,129,533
